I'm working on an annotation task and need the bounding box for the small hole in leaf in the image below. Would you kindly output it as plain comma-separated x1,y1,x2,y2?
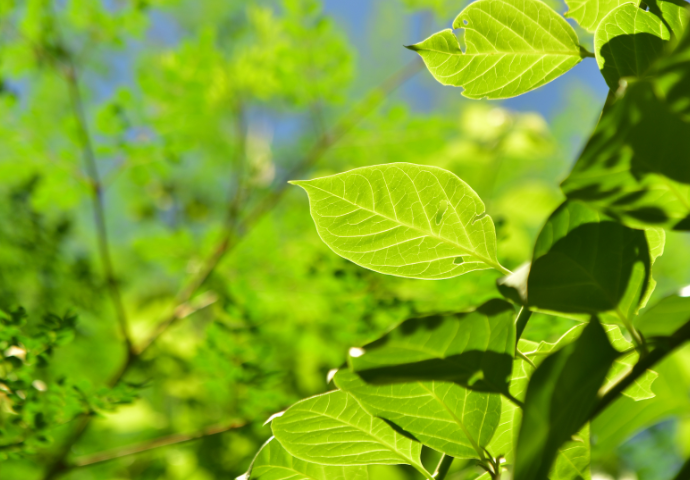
453,257,464,265
463,19,468,25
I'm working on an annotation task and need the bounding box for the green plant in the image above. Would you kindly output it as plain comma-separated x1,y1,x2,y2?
242,0,690,479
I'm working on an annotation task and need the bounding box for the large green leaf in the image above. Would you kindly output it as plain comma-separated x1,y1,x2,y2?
565,0,630,32
594,2,686,89
491,340,593,479
271,390,431,478
486,339,535,464
601,324,658,401
561,25,690,231
551,425,591,480
290,163,506,279
247,437,369,480
334,369,501,460
523,323,657,401
591,345,690,457
635,294,690,336
514,318,619,480
406,0,584,99
527,201,651,322
347,299,516,396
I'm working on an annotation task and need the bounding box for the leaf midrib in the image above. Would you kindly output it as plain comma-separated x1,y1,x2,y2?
417,47,582,57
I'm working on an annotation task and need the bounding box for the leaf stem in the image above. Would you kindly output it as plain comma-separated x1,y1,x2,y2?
591,316,690,418
69,422,246,468
515,307,532,343
579,45,596,58
614,308,649,356
433,454,454,479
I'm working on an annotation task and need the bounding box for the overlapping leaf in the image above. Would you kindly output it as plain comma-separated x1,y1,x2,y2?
561,25,690,231
565,0,630,32
271,391,430,477
334,370,501,460
347,299,516,396
514,318,619,480
635,294,690,336
247,437,369,480
527,201,651,322
594,3,685,88
291,163,504,279
491,339,593,479
407,0,584,99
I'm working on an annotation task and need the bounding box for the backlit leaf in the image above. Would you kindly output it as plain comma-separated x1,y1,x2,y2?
248,437,369,480
347,299,516,396
514,318,619,480
594,3,682,89
291,163,506,279
407,0,583,99
334,369,501,460
565,0,630,32
271,390,430,477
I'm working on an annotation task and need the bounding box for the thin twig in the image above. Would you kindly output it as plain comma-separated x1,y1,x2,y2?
51,9,134,358
70,421,246,468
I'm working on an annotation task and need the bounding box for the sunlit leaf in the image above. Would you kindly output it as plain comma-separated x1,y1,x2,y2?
347,299,516,396
291,163,506,279
271,390,430,478
594,3,684,89
248,437,369,480
565,0,630,32
334,369,501,460
407,0,584,99
514,318,619,480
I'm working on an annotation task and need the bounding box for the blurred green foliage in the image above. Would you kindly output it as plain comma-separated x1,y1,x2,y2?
0,1,688,479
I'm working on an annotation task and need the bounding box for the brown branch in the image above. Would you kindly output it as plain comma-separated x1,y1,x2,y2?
49,10,134,358
70,421,246,468
139,58,424,355
40,59,423,480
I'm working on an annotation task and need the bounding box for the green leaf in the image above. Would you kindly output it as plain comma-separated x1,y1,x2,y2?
550,426,592,480
527,201,651,322
271,390,430,478
514,318,619,480
635,294,690,337
601,324,658,401
406,0,584,99
247,437,369,480
565,0,630,32
486,338,536,464
591,346,690,456
290,163,506,279
561,26,690,231
594,3,679,89
347,299,517,397
334,369,501,460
